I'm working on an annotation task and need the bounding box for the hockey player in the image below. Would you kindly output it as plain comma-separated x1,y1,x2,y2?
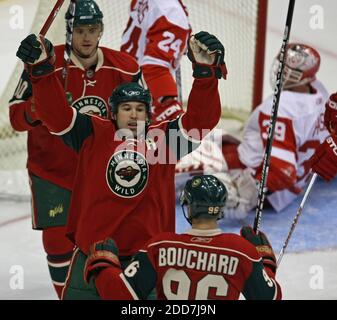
309,92,337,181
16,30,227,299
10,0,140,298
121,0,191,122
177,43,330,219
83,175,281,300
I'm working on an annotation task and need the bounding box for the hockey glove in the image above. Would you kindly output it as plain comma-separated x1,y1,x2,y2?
309,135,337,181
240,226,277,275
323,92,337,135
16,34,55,77
187,31,227,79
84,238,121,285
255,159,301,194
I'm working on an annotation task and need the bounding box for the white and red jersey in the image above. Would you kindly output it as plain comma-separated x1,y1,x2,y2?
238,80,330,211
95,229,281,300
121,0,191,117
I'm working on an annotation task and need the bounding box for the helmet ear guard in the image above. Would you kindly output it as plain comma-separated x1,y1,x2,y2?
180,175,227,225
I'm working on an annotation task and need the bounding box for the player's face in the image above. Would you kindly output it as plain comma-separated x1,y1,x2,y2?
72,24,102,59
114,102,148,137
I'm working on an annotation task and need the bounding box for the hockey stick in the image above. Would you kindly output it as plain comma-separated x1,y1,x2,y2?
39,0,66,36
277,173,318,266
253,0,296,233
63,0,77,93
176,66,183,104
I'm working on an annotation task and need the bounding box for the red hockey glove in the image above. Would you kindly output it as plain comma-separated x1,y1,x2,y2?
153,97,184,122
16,34,55,77
324,93,337,135
241,226,277,275
84,238,121,285
308,135,337,181
187,31,227,79
255,159,301,194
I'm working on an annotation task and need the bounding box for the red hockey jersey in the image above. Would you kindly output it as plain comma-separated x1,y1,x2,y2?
9,45,140,190
95,229,282,300
31,72,221,256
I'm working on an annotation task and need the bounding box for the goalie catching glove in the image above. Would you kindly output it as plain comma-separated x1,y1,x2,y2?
240,226,277,276
187,31,227,79
16,34,55,77
84,238,121,285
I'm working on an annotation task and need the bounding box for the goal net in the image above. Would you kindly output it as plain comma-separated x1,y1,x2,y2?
0,0,267,199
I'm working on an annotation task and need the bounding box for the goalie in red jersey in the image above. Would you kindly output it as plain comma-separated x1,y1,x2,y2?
10,0,140,298
16,29,227,299
84,175,282,300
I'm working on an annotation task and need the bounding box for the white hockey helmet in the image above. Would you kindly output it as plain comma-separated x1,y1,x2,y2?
270,43,321,90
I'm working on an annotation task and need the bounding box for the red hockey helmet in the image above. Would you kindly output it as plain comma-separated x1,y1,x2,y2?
270,43,321,89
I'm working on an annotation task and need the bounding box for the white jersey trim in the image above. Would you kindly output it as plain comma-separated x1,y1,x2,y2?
141,55,172,70
47,260,71,268
148,240,261,262
178,115,203,144
51,107,77,136
120,273,139,300
99,66,140,75
270,146,296,165
9,99,25,107
183,228,223,237
52,280,66,286
271,278,278,300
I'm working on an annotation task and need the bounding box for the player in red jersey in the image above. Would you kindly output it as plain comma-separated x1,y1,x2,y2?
84,175,281,300
16,29,227,299
309,92,337,181
10,0,140,298
121,0,191,122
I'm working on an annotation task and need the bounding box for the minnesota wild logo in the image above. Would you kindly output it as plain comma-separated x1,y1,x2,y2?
106,150,149,198
72,95,108,117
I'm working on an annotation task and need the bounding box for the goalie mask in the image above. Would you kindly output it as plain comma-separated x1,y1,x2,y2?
109,82,152,119
180,175,227,225
270,43,321,90
65,0,103,27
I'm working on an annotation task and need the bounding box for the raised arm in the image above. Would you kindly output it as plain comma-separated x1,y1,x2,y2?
164,32,226,160
178,31,226,140
16,34,93,152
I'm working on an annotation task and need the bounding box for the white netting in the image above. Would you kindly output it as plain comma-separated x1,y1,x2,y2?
0,0,266,198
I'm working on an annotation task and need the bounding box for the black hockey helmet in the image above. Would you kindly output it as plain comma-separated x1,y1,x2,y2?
109,82,152,118
65,0,103,27
180,175,227,225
